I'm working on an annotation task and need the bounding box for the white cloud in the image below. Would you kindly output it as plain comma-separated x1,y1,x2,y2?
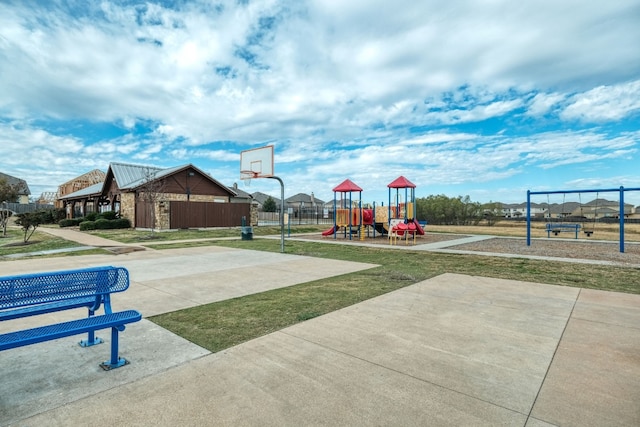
526,93,566,117
1,1,639,202
561,80,640,122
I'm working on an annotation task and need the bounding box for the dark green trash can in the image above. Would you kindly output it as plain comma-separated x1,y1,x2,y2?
241,226,253,240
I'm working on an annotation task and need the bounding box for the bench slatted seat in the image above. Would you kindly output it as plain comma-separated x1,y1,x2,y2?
0,266,141,370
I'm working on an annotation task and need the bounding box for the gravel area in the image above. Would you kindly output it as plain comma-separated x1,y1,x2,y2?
299,232,468,245
297,230,640,266
446,237,640,266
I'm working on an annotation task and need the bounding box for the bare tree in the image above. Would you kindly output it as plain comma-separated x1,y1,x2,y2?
0,178,20,237
137,167,166,233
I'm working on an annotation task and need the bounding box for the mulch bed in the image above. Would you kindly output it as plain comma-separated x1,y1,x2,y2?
297,232,467,245
295,231,640,266
446,237,640,266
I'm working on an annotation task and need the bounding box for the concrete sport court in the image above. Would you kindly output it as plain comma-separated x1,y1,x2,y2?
1,244,639,426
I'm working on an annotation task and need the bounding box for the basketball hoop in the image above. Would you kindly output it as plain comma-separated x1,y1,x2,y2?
241,170,258,187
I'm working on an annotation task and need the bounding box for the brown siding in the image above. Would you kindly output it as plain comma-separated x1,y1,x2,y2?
170,201,250,229
134,198,152,228
163,171,233,197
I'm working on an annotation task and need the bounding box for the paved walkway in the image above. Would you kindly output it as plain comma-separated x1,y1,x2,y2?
38,226,143,248
1,228,639,426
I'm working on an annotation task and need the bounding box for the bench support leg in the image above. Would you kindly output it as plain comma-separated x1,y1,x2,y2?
79,330,104,347
79,310,104,347
99,326,129,371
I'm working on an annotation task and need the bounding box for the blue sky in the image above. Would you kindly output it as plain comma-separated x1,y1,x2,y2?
1,0,639,206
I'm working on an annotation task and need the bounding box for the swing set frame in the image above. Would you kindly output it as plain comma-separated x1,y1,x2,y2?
526,186,640,253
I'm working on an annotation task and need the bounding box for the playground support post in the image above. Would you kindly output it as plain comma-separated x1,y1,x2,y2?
620,187,624,253
268,176,285,253
527,186,640,253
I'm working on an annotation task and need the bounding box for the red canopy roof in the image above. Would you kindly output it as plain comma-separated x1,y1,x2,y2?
332,179,363,192
387,176,416,189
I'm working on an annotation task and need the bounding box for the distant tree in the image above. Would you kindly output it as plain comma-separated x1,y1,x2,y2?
482,201,503,226
0,177,20,237
417,194,483,225
262,196,277,212
14,211,47,243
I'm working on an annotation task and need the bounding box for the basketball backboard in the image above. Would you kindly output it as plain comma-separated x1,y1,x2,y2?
240,145,274,179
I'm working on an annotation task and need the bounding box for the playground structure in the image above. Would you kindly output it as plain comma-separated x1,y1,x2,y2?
526,186,640,253
322,179,367,240
387,176,424,243
323,176,425,243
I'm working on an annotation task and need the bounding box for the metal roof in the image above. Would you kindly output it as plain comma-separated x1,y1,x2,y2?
110,162,164,190
58,182,103,200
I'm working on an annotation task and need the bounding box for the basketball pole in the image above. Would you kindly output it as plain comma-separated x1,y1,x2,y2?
268,176,285,253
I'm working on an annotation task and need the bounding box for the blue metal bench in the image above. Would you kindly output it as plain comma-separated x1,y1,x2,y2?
545,223,581,239
0,266,141,370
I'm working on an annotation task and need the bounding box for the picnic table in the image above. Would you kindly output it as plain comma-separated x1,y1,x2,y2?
545,223,581,239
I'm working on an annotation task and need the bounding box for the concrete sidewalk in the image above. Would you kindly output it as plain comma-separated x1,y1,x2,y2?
37,226,144,249
2,269,639,426
0,245,378,426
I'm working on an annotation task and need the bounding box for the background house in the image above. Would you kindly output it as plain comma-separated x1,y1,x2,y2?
502,202,544,218
0,172,30,204
570,198,635,219
251,191,282,210
285,193,324,214
55,169,106,209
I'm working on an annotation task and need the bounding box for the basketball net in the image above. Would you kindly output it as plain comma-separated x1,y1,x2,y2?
241,171,257,187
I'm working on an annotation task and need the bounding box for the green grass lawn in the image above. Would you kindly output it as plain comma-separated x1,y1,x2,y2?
150,237,640,353
0,228,84,257
90,225,325,243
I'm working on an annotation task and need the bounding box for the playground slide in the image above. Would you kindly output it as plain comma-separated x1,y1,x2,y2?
412,219,425,235
322,225,338,236
375,222,387,235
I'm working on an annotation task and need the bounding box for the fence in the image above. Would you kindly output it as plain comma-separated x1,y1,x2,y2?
2,202,55,214
258,207,334,226
507,216,640,225
169,201,250,229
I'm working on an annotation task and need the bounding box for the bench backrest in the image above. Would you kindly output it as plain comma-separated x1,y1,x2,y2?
0,266,129,311
545,223,580,229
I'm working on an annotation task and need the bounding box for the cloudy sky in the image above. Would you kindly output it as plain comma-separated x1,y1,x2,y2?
1,0,639,206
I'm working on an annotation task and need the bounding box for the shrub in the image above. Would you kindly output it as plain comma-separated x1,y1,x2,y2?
52,208,67,222
95,218,110,229
75,217,131,230
79,220,96,231
59,219,73,227
59,218,84,227
113,218,131,229
42,209,66,224
85,212,98,221
98,211,118,220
